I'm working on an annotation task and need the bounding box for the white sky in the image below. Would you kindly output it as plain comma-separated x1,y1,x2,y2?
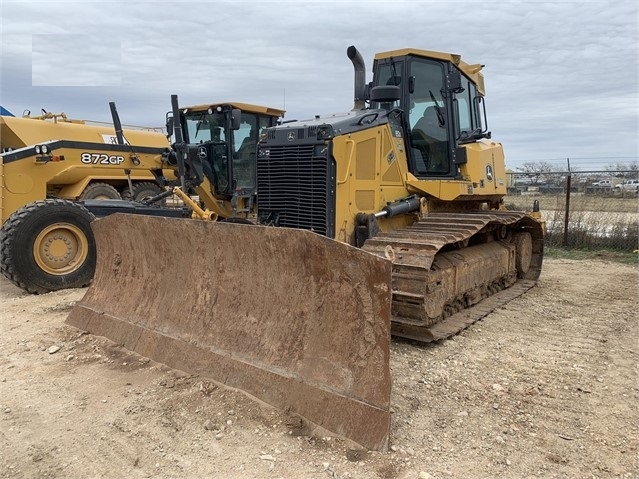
1,0,637,170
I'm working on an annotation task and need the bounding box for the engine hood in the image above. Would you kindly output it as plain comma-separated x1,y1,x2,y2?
263,108,394,145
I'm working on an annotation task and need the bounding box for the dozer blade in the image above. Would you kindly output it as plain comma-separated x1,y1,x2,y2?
66,214,392,451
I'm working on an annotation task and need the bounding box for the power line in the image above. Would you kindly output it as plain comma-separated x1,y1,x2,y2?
511,156,638,163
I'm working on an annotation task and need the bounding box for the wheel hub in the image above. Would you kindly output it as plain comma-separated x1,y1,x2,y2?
34,223,88,275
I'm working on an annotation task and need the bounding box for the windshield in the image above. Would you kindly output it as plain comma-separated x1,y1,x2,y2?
184,111,227,144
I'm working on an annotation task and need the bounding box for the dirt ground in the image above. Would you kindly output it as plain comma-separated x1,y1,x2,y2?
1,258,637,479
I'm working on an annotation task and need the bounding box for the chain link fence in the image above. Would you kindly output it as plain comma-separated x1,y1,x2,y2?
505,171,638,250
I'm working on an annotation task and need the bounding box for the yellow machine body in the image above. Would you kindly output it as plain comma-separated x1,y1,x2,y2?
330,124,509,243
0,114,168,220
65,48,544,452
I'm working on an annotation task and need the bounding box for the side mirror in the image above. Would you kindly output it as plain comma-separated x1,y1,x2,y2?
165,112,174,137
370,85,401,103
231,109,241,130
447,69,464,93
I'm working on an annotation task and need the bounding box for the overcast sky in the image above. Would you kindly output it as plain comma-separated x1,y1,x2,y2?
1,0,637,170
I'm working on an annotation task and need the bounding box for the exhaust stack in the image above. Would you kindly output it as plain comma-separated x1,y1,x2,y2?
108,102,125,146
347,46,367,110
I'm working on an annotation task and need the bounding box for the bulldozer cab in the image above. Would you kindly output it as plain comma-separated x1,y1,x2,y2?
371,49,491,179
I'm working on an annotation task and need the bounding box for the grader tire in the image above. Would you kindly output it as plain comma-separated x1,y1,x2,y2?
121,181,164,206
79,182,121,200
0,199,96,293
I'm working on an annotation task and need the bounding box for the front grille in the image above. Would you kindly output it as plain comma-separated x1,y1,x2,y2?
257,144,335,237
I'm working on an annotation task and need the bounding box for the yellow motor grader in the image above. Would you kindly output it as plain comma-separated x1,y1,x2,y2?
0,110,168,201
0,97,285,293
67,47,544,451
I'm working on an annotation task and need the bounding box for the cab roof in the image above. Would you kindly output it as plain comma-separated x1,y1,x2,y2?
374,48,486,95
183,102,285,118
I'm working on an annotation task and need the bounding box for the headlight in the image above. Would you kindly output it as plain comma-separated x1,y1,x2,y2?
41,144,49,154
35,145,41,154
317,125,334,140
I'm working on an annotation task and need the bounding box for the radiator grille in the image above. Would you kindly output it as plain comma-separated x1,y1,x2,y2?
257,144,335,237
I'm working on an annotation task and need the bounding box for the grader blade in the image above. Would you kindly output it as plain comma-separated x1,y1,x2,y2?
66,214,392,451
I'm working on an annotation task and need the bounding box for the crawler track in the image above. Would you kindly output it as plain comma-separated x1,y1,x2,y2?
363,211,544,342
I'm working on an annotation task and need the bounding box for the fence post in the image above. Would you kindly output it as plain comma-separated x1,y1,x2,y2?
563,158,571,247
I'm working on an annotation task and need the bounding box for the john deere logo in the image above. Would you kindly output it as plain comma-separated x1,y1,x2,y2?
486,164,494,181
197,146,207,159
287,131,296,141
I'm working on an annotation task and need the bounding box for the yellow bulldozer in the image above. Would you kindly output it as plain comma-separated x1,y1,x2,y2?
0,97,285,293
67,46,544,451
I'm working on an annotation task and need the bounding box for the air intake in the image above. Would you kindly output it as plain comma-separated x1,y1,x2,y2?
257,144,336,237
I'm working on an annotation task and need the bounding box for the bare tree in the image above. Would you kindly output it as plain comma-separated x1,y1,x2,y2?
605,161,638,178
517,161,554,185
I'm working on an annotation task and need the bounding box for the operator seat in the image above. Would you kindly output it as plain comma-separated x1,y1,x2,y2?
237,130,257,160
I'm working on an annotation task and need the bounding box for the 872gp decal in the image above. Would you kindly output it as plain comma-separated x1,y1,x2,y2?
81,152,126,165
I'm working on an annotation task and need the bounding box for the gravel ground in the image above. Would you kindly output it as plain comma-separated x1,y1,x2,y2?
1,258,637,479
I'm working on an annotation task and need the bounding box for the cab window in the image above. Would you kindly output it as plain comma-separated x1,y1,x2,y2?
455,77,481,139
408,60,450,175
233,113,260,191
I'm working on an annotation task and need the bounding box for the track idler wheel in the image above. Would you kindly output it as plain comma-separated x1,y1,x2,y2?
513,232,533,277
